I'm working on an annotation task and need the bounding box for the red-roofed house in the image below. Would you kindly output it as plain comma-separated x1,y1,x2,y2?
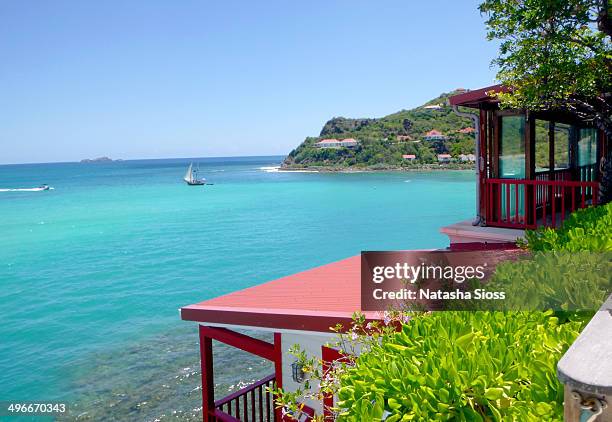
423,130,448,141
315,138,359,148
437,153,452,163
402,154,416,160
441,84,605,243
338,138,359,147
458,127,476,134
314,138,340,148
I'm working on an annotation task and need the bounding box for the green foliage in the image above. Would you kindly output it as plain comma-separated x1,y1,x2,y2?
479,0,611,113
336,311,588,421
523,202,612,251
333,205,610,421
283,90,477,168
465,204,612,312
478,251,611,312
475,203,612,312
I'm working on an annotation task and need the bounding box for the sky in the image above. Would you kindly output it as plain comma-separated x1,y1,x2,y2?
0,0,500,164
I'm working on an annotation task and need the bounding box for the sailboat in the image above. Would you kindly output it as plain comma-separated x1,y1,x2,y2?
183,163,206,185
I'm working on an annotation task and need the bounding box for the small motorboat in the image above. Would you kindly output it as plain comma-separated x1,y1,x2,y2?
184,163,206,186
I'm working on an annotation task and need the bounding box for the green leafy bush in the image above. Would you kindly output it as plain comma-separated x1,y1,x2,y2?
523,202,612,252
336,311,588,422
478,251,611,312
334,206,610,421
277,207,610,422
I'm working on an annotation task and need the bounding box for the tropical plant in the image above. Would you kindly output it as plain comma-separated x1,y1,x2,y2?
522,202,612,251
335,311,588,422
274,202,611,421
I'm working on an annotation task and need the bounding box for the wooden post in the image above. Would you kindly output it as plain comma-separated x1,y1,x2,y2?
479,108,488,222
322,346,345,422
525,112,535,225
273,332,283,422
199,326,215,422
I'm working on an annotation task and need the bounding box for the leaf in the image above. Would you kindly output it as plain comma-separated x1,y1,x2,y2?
485,387,504,400
455,332,475,348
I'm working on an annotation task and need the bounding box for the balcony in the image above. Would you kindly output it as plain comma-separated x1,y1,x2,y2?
484,171,599,230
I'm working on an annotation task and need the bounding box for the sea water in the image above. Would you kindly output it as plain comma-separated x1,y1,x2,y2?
0,157,474,421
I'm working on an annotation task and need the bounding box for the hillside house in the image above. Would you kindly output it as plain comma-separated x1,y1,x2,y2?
314,138,359,148
437,154,452,163
424,130,448,141
459,154,476,162
314,139,340,148
338,138,359,147
458,127,476,134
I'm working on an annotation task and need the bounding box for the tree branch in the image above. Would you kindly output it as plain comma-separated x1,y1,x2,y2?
597,0,612,38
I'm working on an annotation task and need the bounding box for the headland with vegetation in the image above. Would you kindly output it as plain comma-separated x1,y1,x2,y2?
282,89,478,171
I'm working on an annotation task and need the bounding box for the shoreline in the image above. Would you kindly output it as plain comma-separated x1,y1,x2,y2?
277,164,475,173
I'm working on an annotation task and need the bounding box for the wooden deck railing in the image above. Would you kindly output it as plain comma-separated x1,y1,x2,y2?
557,294,612,421
485,178,599,230
213,374,276,422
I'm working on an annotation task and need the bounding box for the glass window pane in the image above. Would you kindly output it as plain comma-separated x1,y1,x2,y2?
554,123,571,169
578,128,597,166
499,115,525,221
535,120,550,172
578,127,598,182
499,115,525,179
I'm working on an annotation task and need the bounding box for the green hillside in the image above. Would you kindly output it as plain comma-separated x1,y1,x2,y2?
282,89,477,169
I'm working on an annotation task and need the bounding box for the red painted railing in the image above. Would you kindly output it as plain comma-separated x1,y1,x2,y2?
214,374,276,422
485,178,599,229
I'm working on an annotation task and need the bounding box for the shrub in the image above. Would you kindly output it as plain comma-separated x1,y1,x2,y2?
523,202,612,252
277,206,610,422
477,251,611,312
336,311,588,422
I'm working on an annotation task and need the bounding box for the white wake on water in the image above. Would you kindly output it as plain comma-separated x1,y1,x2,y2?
0,187,55,192
259,166,281,172
258,166,319,173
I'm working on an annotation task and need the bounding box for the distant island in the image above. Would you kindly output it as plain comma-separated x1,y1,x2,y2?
80,157,120,163
282,89,477,171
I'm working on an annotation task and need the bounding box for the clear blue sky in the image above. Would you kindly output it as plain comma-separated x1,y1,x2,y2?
0,0,499,164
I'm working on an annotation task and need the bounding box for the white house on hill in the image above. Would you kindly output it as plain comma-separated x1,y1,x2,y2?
315,138,360,148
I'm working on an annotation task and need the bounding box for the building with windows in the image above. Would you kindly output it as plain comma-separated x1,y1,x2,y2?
423,130,448,141
314,138,359,148
441,84,605,246
459,153,476,162
437,154,452,163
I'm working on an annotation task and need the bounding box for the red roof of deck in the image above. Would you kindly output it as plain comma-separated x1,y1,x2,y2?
181,255,381,332
448,84,508,108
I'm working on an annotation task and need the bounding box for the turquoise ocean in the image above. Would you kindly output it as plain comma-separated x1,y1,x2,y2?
0,157,474,421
